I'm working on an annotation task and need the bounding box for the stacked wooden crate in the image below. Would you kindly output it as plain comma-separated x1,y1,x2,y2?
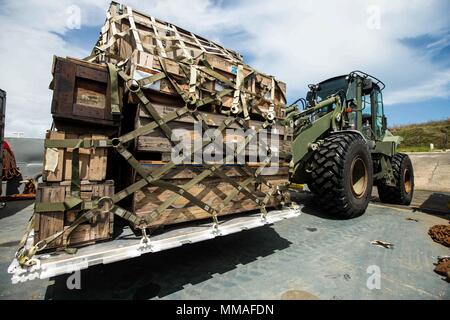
34,1,292,250
92,2,291,228
50,57,121,133
34,58,117,250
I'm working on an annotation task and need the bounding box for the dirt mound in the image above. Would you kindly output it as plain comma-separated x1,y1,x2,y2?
428,224,450,247
434,258,450,283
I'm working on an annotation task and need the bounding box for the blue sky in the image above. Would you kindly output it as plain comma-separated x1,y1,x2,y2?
0,0,449,137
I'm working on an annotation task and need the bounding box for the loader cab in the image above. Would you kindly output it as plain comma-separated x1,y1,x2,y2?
349,71,387,141
306,71,387,141
361,84,386,140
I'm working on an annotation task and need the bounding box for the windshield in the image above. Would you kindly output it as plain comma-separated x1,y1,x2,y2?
312,77,348,102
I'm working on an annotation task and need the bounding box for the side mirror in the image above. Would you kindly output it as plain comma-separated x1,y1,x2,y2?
382,116,387,129
306,91,314,103
363,79,373,90
346,80,357,101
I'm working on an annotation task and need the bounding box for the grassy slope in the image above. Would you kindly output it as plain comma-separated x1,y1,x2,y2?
390,118,450,152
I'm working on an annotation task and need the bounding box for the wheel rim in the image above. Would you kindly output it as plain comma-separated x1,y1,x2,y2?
403,168,412,194
350,157,368,199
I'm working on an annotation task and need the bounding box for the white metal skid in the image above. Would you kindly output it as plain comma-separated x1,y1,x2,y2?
8,207,300,284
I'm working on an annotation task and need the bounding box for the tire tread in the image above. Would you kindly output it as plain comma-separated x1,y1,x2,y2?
309,133,371,219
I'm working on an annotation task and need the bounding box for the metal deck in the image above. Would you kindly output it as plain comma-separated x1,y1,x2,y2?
1,194,449,300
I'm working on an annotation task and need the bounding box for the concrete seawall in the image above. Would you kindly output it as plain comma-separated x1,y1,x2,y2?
408,152,450,192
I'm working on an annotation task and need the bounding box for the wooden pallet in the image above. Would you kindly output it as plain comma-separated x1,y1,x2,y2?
43,131,108,182
34,181,114,250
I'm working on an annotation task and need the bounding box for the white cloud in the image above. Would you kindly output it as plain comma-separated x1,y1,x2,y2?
384,70,450,105
0,0,100,138
0,29,88,138
0,0,449,137
121,0,450,105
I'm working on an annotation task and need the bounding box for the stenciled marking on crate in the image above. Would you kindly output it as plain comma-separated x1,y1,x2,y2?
169,122,280,171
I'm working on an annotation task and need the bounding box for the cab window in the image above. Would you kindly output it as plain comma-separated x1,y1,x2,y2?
371,89,385,140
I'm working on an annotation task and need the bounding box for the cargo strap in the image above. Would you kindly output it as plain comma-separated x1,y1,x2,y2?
15,215,36,267
118,107,189,145
70,148,80,197
158,57,190,101
107,63,121,116
95,30,128,52
231,65,244,115
16,206,103,267
112,114,236,225
35,196,95,213
116,67,178,145
146,112,271,223
137,72,166,88
44,139,112,149
218,156,274,214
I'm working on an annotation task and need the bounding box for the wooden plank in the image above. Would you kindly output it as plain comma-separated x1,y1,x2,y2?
63,181,114,246
89,134,108,181
37,213,64,248
51,58,76,118
34,184,66,248
136,134,291,159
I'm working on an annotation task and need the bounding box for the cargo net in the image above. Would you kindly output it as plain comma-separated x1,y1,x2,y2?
16,3,291,266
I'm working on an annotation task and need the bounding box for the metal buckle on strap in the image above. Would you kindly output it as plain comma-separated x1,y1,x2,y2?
125,78,141,93
98,197,113,214
139,227,151,247
16,240,46,267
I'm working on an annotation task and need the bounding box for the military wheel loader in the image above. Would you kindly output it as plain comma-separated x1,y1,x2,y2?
286,71,414,218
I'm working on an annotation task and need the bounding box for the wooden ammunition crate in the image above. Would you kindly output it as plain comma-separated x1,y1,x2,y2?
43,131,108,182
34,181,114,250
128,50,287,119
132,165,290,228
51,56,120,127
134,95,292,156
95,3,287,120
127,87,291,229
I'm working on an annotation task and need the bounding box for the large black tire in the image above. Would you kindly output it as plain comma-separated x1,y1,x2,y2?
309,133,373,219
378,153,414,205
